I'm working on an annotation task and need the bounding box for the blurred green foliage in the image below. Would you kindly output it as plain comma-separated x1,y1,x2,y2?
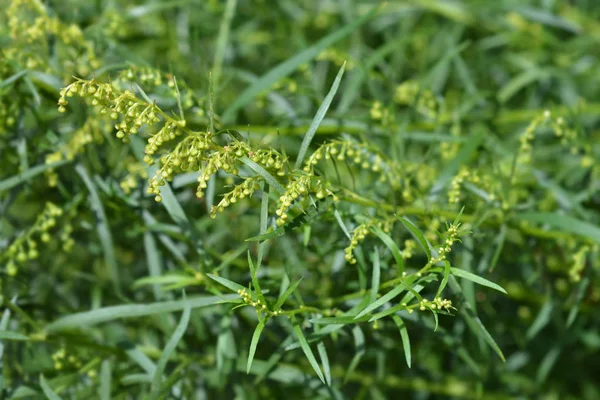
1,0,600,399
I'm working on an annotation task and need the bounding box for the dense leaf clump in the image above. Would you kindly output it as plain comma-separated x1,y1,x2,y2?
1,1,599,398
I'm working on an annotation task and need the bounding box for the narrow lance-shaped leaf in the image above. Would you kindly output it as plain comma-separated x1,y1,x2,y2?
449,276,505,361
295,62,346,168
274,276,303,311
371,226,405,274
149,299,191,400
355,281,410,319
344,326,365,383
247,317,268,373
317,341,332,386
450,267,507,294
40,375,63,400
392,315,411,368
46,294,236,332
207,273,246,293
221,6,379,122
397,216,432,261
436,261,451,298
291,315,325,383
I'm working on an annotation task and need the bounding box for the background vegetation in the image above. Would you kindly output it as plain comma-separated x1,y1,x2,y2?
1,0,599,398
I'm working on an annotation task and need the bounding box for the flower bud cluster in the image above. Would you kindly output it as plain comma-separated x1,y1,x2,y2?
210,176,261,217
148,135,210,201
143,122,186,161
250,149,287,176
52,348,82,371
569,245,589,283
551,116,576,142
430,223,461,265
316,49,355,70
2,202,66,276
448,167,495,205
275,175,332,226
402,239,417,260
518,112,546,165
195,141,250,198
344,219,393,264
7,0,98,74
304,141,392,182
237,288,282,317
44,118,104,186
272,78,298,94
0,97,18,136
370,101,394,126
120,160,149,194
394,80,440,119
118,67,199,113
58,80,164,143
413,297,454,313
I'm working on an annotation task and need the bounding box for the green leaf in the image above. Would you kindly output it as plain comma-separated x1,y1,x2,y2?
448,276,505,361
158,182,192,229
317,341,332,386
246,197,334,241
149,298,191,400
397,216,432,261
239,156,285,193
99,360,111,400
0,70,27,88
0,160,69,192
76,164,120,293
295,62,346,168
247,253,266,304
370,226,404,274
274,276,303,311
39,375,62,400
498,69,548,103
392,315,411,368
143,231,164,300
567,277,590,328
518,212,600,244
247,317,268,374
311,315,370,325
125,347,156,375
0,331,30,341
355,282,409,319
344,326,365,383
221,5,380,123
291,315,325,384
333,209,352,240
436,261,451,298
370,249,381,302
212,0,238,86
256,182,270,270
536,343,562,385
526,298,553,341
45,295,234,332
207,274,246,293
430,128,486,194
450,267,507,294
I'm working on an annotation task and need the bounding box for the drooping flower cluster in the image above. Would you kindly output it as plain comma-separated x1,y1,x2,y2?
275,175,332,226
6,0,98,75
211,176,261,216
394,80,440,120
1,202,72,276
344,219,393,264
448,166,495,205
569,245,589,283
